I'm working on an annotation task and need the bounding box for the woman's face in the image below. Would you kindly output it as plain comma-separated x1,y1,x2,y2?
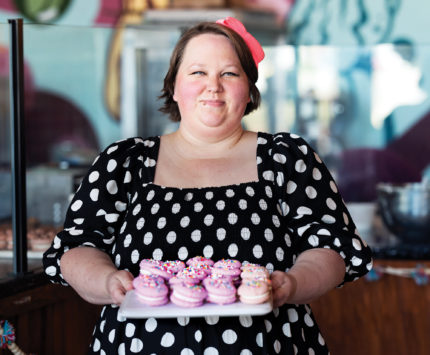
173,33,251,136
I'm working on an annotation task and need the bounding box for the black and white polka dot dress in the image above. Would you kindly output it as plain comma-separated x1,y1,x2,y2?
43,132,372,355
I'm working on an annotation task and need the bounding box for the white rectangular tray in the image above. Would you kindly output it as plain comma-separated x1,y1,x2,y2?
119,290,273,319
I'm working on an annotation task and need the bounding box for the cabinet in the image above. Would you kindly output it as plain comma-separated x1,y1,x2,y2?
0,282,101,355
311,260,430,355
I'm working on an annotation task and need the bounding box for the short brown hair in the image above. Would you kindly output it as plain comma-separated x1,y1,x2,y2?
159,22,261,122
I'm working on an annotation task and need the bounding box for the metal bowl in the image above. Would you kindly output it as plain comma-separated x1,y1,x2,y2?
376,182,430,243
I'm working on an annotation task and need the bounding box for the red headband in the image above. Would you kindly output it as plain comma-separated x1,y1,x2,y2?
216,17,265,69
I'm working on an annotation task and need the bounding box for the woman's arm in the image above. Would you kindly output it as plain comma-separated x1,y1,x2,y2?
60,247,134,305
271,248,345,307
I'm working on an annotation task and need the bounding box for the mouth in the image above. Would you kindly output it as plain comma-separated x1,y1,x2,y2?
201,99,224,107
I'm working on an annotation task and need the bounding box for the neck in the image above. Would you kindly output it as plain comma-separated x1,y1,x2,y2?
170,125,246,159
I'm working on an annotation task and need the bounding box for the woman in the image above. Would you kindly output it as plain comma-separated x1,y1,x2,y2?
43,17,372,354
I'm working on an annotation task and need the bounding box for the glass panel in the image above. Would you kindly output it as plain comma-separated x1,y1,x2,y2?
0,22,13,280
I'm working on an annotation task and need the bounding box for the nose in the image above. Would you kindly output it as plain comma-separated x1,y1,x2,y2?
206,74,222,93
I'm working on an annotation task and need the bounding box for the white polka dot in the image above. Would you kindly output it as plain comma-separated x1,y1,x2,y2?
272,341,284,355
107,145,118,154
228,243,238,257
321,214,336,224
329,181,338,193
240,350,252,355
177,317,190,326
92,338,101,352
205,316,219,325
136,217,145,230
125,323,136,337
172,203,181,214
351,256,363,266
273,153,287,164
107,159,117,172
204,214,214,226
305,186,317,199
217,228,226,241
286,181,297,194
106,180,118,194
178,246,188,260
308,235,319,247
45,266,57,277
195,330,202,342
238,199,247,209
276,247,284,261
194,202,203,212
153,248,163,260
241,227,251,240
108,329,116,342
157,217,166,229
251,213,261,225
256,333,263,347
222,329,237,344
264,228,273,242
160,332,175,347
282,323,291,337
143,232,153,245
145,318,157,332
124,234,132,248
343,212,350,225
228,213,238,224
252,245,263,258
164,191,173,201
259,199,268,210
191,230,201,242
181,216,190,228
326,198,337,210
184,192,193,201
246,186,255,196
203,347,219,355
124,171,131,183
297,206,312,215
262,170,275,181
131,249,140,264
71,200,83,211
88,171,99,183
205,191,214,200
264,319,272,332
352,238,362,250
226,189,235,197
181,349,194,355
304,313,314,327
166,231,177,244
130,338,143,353
105,213,119,223
203,245,214,258
288,308,299,322
118,343,126,355
295,159,306,173
298,144,308,155
151,203,160,214
133,204,141,215
318,332,326,345
147,190,155,201
239,315,253,327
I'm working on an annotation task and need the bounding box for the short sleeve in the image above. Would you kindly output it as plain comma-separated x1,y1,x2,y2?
268,132,373,284
42,137,146,285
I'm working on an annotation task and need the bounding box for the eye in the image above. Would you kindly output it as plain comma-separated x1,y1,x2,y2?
191,71,205,75
222,72,239,77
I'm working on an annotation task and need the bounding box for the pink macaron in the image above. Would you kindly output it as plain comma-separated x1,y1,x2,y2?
162,260,186,274
203,278,237,305
132,274,169,306
170,282,208,308
240,264,270,282
237,279,271,305
186,256,214,267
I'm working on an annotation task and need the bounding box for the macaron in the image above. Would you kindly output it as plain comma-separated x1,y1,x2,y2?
140,262,174,280
170,282,208,308
211,259,242,281
163,260,186,274
240,264,270,282
203,278,237,305
186,256,214,267
237,280,271,305
132,274,169,306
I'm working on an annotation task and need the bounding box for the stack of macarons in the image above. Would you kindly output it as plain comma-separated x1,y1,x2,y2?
237,263,272,305
132,256,271,307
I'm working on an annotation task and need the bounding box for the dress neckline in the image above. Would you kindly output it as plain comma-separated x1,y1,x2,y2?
146,131,268,191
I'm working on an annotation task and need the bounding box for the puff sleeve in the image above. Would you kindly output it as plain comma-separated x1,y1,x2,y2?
42,137,146,285
264,132,373,284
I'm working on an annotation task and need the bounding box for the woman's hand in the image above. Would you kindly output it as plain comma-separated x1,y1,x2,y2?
271,271,297,308
106,269,134,305
269,249,346,308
